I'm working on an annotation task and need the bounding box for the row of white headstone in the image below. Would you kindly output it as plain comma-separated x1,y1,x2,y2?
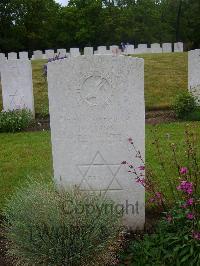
124,42,183,54
0,50,199,229
0,42,184,61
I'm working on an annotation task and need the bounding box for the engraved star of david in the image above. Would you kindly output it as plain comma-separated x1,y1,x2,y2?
9,91,25,109
77,151,123,195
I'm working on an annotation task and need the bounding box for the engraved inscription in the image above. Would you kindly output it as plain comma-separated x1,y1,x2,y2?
77,151,123,193
81,75,111,106
9,90,25,109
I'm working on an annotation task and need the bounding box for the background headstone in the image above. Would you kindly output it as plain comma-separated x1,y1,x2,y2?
137,44,148,54
188,49,200,105
151,43,162,53
70,48,80,57
97,46,107,54
57,49,67,58
174,42,184,52
45,50,55,59
1,60,35,113
33,50,43,60
0,53,6,60
47,55,145,230
126,45,135,55
8,52,17,59
19,52,29,60
162,43,172,53
84,47,94,56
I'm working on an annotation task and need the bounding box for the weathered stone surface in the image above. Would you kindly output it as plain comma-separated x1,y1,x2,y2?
33,50,43,60
0,53,6,60
57,49,67,58
19,52,29,59
47,55,145,230
137,44,148,54
84,47,94,56
1,60,34,113
188,49,200,105
8,52,17,59
151,43,162,53
97,46,107,54
162,43,172,53
126,45,135,54
45,50,55,59
174,42,184,52
70,48,80,57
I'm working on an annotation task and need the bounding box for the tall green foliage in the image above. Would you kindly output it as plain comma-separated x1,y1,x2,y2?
0,0,199,52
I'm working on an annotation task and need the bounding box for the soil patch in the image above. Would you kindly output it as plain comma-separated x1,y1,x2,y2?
26,110,178,132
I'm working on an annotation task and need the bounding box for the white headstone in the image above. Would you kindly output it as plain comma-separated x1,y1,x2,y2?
97,46,107,54
174,42,183,52
188,49,200,105
70,48,80,57
57,49,67,58
84,47,94,56
45,50,55,59
19,52,29,60
0,54,7,80
1,60,34,113
137,44,148,54
33,50,43,60
162,43,172,53
47,55,145,230
0,53,6,60
8,52,17,59
151,43,162,53
126,45,135,55
110,45,119,51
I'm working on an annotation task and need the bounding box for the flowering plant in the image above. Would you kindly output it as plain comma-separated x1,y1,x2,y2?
122,126,200,241
120,126,200,265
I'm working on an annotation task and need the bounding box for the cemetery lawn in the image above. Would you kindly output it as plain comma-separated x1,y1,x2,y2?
0,121,199,210
0,53,188,114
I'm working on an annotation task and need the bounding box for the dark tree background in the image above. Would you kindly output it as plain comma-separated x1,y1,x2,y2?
0,0,199,52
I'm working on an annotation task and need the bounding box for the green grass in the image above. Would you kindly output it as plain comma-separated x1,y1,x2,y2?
0,53,188,114
134,52,188,110
0,131,53,208
0,121,199,210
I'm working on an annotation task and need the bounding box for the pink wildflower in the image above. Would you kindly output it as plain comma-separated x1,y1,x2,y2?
181,203,187,209
138,165,145,171
186,213,195,220
155,192,162,199
136,178,145,186
192,232,200,240
179,167,188,175
166,214,173,223
187,198,194,206
177,180,193,195
149,198,155,203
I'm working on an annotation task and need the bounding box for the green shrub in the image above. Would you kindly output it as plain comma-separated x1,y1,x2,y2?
172,92,197,119
122,217,200,266
0,109,33,133
3,180,122,266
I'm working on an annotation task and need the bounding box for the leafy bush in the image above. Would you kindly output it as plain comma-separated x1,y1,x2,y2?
122,215,200,266
172,92,197,118
120,128,200,265
0,109,33,133
3,180,122,266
